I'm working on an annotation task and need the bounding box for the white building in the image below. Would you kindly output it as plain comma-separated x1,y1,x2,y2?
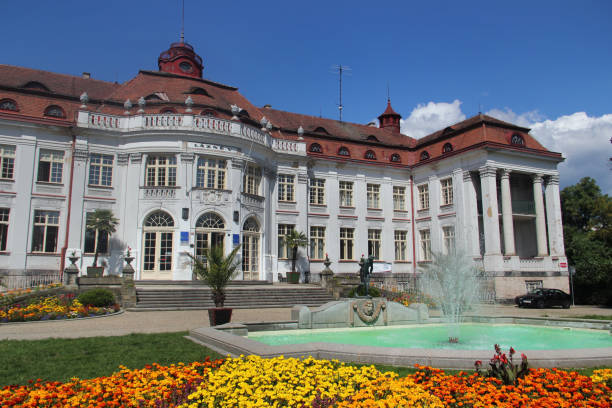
0,41,568,300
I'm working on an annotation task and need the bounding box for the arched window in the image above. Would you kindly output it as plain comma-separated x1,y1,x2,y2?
390,153,401,163
195,213,225,257
160,108,177,114
364,150,376,160
420,151,430,161
200,109,217,117
309,143,322,153
313,127,328,134
145,94,163,101
196,212,225,229
243,217,260,232
242,217,260,280
188,87,211,97
144,211,175,227
511,133,525,146
22,81,50,92
366,135,379,142
44,105,65,118
442,143,453,154
0,99,18,112
338,146,350,156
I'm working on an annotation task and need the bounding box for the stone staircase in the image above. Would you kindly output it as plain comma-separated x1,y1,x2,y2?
129,283,335,311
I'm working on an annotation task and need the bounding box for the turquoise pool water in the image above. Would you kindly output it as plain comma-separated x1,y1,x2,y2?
248,324,612,350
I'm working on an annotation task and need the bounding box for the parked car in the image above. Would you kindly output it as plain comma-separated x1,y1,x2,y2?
515,288,571,309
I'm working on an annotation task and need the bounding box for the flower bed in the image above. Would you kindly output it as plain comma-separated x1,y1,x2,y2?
0,293,120,323
1,356,610,407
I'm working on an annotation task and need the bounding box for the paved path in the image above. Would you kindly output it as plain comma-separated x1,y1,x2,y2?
1,305,611,341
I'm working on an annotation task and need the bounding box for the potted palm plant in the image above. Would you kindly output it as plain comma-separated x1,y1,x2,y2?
86,209,119,277
282,229,309,284
188,245,240,326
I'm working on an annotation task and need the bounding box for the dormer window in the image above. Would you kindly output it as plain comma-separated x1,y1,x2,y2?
160,108,177,114
309,143,322,153
201,109,217,117
313,127,329,134
364,150,376,160
338,146,350,156
390,153,401,163
145,93,165,101
511,133,525,146
22,81,50,92
366,135,379,142
442,126,454,135
420,151,430,161
0,99,18,112
187,87,211,97
442,143,453,154
44,105,65,118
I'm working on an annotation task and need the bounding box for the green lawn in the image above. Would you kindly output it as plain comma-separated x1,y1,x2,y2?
0,332,222,386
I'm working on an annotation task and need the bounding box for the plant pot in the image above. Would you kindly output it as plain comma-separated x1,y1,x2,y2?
286,271,300,284
86,266,104,277
208,308,232,326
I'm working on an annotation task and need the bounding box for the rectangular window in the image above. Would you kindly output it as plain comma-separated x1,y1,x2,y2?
37,150,64,183
277,224,294,259
367,184,380,209
0,145,15,180
339,227,354,260
419,229,431,261
84,212,109,254
88,153,114,187
394,230,407,261
145,155,177,187
339,181,353,207
441,178,454,206
443,225,455,255
0,208,9,251
196,157,226,189
277,174,295,202
393,186,406,210
367,229,381,260
31,210,59,253
418,184,429,210
243,165,261,195
310,226,325,260
309,178,325,205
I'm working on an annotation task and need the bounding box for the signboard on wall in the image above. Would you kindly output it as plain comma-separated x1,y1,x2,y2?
559,262,567,268
180,231,189,245
233,234,240,246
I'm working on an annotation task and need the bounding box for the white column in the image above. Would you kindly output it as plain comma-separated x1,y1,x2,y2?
544,174,565,256
479,166,501,255
532,174,548,256
500,169,515,255
462,170,480,257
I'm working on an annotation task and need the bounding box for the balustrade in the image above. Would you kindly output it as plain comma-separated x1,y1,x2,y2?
141,187,177,199
89,113,121,129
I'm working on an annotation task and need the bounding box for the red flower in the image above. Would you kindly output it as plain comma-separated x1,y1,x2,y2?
509,347,515,355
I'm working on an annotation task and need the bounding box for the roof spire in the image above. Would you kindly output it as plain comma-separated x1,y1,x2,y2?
378,97,401,134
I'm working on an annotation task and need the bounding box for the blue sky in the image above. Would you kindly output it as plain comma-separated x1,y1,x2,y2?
2,1,611,192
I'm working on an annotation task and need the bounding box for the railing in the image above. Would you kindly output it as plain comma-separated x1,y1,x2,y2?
193,116,232,133
272,139,307,155
143,114,183,128
141,187,177,199
89,113,121,129
0,272,62,290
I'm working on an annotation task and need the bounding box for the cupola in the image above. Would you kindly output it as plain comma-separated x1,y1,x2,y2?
158,41,204,79
377,99,401,133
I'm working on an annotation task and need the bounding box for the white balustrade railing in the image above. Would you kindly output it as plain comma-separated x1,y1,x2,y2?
193,116,231,133
89,113,121,129
143,114,183,128
272,139,306,155
141,187,177,199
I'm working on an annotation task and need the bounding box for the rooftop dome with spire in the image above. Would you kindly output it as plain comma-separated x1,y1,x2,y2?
378,98,401,133
158,40,204,79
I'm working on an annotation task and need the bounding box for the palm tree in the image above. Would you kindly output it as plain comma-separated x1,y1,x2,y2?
282,229,309,274
86,209,119,267
188,245,240,307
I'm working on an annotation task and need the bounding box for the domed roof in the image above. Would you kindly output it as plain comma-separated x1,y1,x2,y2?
158,41,204,79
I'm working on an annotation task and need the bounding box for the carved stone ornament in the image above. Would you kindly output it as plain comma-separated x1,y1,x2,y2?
117,153,129,166
260,116,268,129
137,97,146,113
297,125,304,138
266,121,273,131
79,92,89,108
351,299,386,324
124,99,132,114
230,104,241,120
185,96,194,112
200,190,230,204
73,149,89,162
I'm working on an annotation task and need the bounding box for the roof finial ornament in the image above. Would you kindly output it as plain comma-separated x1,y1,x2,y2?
185,96,193,113
297,126,304,140
137,97,146,113
260,116,269,130
123,99,132,115
79,92,89,109
266,121,273,132
230,104,241,120
180,0,185,43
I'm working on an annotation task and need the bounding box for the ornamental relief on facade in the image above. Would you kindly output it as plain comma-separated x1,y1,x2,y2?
197,189,231,205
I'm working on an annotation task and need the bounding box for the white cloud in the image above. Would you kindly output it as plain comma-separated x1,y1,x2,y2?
484,108,544,128
400,100,466,138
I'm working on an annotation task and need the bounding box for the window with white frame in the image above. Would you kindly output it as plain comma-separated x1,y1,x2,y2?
84,212,109,254
88,153,113,187
146,155,177,187
309,178,325,205
277,174,295,202
196,157,226,189
339,181,353,207
394,230,407,261
277,224,294,259
368,229,381,260
243,165,261,195
417,184,429,210
0,208,9,251
443,225,456,255
441,178,453,206
419,229,431,261
37,150,64,183
393,186,406,210
310,226,325,260
339,227,354,260
367,184,380,209
31,210,59,253
0,146,15,180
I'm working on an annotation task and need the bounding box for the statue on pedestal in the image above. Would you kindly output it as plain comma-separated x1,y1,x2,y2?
358,255,374,297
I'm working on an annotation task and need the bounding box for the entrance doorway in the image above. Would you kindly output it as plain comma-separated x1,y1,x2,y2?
195,212,225,259
141,211,174,279
242,217,260,280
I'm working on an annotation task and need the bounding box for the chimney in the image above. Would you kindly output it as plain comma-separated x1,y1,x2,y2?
263,104,272,109
82,72,91,79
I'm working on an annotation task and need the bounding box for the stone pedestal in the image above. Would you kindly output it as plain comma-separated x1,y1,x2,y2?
120,264,136,308
63,264,79,289
320,257,334,289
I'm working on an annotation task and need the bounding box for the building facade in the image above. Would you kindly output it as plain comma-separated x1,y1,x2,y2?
0,41,568,299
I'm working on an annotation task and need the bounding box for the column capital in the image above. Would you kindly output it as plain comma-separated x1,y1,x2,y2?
231,158,245,169
180,152,195,163
532,174,544,184
297,172,309,184
463,170,473,182
500,168,512,179
479,166,497,178
129,153,143,163
117,153,129,166
547,174,560,185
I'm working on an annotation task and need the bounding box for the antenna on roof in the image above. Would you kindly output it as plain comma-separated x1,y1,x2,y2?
180,0,185,43
332,64,351,122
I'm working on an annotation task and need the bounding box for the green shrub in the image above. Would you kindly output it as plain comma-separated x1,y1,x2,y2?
347,285,381,298
77,288,115,307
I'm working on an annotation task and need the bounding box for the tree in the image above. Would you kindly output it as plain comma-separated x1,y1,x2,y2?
282,229,309,274
561,177,612,304
86,209,119,268
188,245,240,307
